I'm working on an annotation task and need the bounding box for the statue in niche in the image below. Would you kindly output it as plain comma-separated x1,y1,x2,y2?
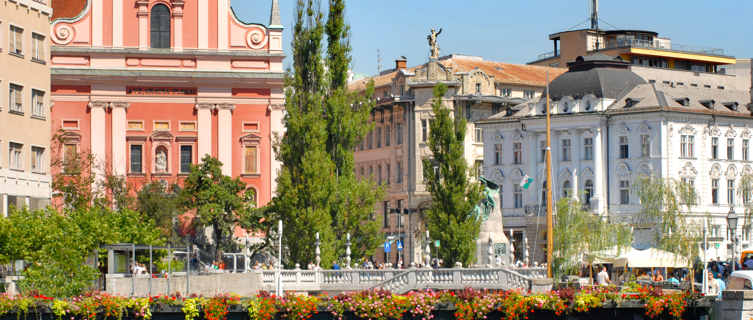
155,147,167,173
427,27,442,59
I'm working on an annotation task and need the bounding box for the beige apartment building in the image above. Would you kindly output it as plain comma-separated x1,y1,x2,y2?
349,54,564,265
0,0,53,215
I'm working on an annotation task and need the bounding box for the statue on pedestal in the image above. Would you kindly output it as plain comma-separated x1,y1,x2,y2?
474,177,511,267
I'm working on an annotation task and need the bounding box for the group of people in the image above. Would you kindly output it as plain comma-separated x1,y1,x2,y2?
706,270,727,298
130,262,149,275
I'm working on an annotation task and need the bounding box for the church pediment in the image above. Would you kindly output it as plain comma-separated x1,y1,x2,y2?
150,130,174,141
240,133,262,143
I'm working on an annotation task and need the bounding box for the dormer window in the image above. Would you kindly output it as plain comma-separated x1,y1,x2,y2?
150,4,171,49
475,83,481,95
723,102,739,111
674,97,690,107
562,102,570,113
624,98,640,108
584,100,593,111
699,99,715,109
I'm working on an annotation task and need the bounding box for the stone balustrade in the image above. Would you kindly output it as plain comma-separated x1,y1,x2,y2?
259,267,551,294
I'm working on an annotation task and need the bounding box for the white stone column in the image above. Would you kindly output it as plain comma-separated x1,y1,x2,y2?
1,194,7,217
173,1,184,51
593,126,604,215
217,104,235,176
269,103,285,195
217,0,228,50
92,0,103,46
112,0,123,47
198,0,208,49
89,101,108,187
111,102,129,176
196,103,214,160
136,0,149,50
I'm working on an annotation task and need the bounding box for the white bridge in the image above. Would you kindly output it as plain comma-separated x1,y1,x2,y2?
259,267,550,294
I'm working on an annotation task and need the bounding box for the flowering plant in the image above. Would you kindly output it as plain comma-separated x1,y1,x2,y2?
247,292,277,320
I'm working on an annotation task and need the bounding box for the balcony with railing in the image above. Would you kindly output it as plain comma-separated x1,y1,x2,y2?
603,38,728,57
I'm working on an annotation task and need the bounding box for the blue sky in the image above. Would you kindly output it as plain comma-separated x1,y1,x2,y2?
232,0,753,75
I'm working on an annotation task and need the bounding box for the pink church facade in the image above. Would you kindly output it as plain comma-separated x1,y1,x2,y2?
49,0,285,207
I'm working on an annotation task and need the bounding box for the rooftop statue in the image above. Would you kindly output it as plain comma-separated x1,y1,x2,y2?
428,27,442,60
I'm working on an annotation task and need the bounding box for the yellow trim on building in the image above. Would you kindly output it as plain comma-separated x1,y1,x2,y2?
629,48,736,65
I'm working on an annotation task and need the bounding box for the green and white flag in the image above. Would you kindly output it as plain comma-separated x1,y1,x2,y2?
521,175,533,190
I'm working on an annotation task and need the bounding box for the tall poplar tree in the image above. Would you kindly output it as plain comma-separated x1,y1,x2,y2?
271,0,337,267
324,0,382,262
269,0,381,267
423,84,484,267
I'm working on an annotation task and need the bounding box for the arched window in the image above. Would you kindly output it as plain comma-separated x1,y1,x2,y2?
562,180,571,198
584,180,594,206
150,4,171,48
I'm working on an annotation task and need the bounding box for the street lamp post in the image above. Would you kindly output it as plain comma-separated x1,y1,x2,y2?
728,206,739,272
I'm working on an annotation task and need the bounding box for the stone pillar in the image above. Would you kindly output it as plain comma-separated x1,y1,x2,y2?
592,126,604,215
173,1,184,51
217,104,235,176
136,0,149,50
720,291,753,320
1,194,7,217
572,169,578,201
269,103,285,195
198,0,208,49
217,0,228,50
89,101,108,187
92,0,103,46
111,102,129,176
196,104,214,160
112,0,123,47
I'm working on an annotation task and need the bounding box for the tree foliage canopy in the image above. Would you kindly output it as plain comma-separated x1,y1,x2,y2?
269,0,381,267
552,199,631,278
423,83,483,267
179,155,256,261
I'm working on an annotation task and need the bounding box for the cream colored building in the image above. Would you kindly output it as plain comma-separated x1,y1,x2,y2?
349,54,564,265
0,0,53,215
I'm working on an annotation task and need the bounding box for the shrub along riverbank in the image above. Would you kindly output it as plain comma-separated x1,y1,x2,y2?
0,286,712,320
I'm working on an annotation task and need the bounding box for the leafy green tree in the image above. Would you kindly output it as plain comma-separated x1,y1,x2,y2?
269,0,337,267
324,0,382,261
635,176,702,261
1,206,162,297
137,181,181,240
552,198,631,279
179,155,255,261
422,83,483,267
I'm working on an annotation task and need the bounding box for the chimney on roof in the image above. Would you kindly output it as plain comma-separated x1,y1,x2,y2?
395,56,407,71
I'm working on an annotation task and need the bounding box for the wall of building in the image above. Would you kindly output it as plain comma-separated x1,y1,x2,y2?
0,0,53,215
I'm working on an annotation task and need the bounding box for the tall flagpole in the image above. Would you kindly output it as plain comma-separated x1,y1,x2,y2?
545,71,554,278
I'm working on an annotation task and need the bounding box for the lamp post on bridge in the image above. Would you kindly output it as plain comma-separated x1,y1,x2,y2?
315,232,321,269
345,233,352,269
728,206,739,272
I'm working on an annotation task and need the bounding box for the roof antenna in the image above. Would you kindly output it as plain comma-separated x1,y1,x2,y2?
591,0,600,51
377,49,383,73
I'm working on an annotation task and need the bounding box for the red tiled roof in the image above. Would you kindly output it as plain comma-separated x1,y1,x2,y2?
52,0,87,21
349,55,567,92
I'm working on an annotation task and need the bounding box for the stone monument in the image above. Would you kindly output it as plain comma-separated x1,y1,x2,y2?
474,177,511,267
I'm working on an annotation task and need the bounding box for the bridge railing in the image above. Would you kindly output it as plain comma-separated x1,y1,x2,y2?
259,267,547,294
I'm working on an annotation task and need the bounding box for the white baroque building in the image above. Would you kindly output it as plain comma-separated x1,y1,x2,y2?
477,54,753,264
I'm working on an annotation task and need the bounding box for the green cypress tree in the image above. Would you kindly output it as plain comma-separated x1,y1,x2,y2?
422,83,484,267
324,0,382,263
270,0,337,267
